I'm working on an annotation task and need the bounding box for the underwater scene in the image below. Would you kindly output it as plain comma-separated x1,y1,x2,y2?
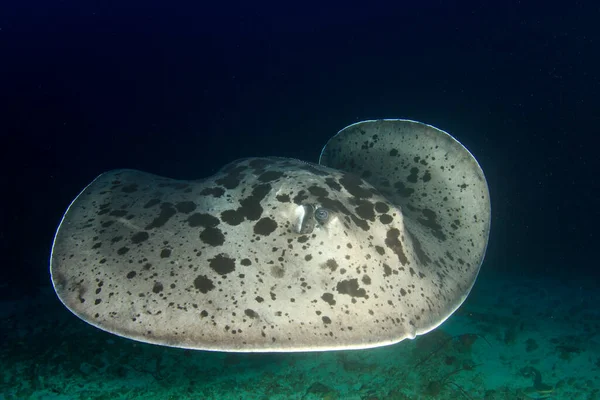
1,0,598,399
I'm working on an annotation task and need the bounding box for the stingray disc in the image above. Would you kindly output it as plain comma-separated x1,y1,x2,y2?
50,119,490,352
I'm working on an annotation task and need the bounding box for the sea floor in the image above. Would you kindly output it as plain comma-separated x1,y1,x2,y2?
2,272,599,400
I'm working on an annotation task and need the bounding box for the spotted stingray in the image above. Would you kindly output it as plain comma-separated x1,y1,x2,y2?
50,119,490,352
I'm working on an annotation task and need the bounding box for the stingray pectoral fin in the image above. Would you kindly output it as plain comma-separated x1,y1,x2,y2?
320,119,491,336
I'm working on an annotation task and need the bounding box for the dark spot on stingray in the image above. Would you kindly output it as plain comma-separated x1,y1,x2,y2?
375,246,385,255
221,209,245,226
92,242,102,249
209,254,236,275
383,263,392,277
258,171,284,182
144,199,161,208
117,247,130,255
255,296,264,303
109,209,127,217
188,213,220,228
126,271,136,279
305,254,313,261
276,194,291,203
389,148,398,156
324,177,342,191
254,217,277,236
361,139,373,150
379,214,393,224
241,258,252,266
199,187,225,198
336,278,368,298
111,236,123,243
350,214,369,231
400,288,407,296
200,310,209,318
131,231,149,244
145,202,177,229
374,202,390,213
239,184,271,221
362,275,371,285
339,173,372,199
101,220,114,228
176,201,197,213
297,235,309,243
322,316,332,324
200,227,225,246
418,209,447,241
94,299,102,305
394,181,414,197
324,259,338,272
321,293,336,306
293,190,308,205
194,275,215,293
308,185,329,197
160,248,171,258
97,208,110,215
422,171,432,182
121,184,138,193
245,309,259,319
152,282,164,294
355,201,375,220
385,228,408,265
215,165,246,189
407,167,419,183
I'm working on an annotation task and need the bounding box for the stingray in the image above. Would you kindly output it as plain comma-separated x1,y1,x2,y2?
50,119,490,352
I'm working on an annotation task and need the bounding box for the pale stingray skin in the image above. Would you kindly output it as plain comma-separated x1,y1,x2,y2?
50,119,490,352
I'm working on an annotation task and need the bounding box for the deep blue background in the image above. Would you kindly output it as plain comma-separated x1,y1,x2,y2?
1,0,598,297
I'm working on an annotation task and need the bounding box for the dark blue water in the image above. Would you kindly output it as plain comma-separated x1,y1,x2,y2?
1,1,599,398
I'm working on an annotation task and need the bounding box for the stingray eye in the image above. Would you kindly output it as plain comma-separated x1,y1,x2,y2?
314,207,329,222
